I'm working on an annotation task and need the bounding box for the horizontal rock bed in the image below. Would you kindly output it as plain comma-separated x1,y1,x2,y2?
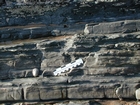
0,1,140,104
0,19,140,103
0,76,139,101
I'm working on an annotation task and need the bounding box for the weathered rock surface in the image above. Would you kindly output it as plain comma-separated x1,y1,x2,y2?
84,20,140,34
0,0,140,104
0,75,139,101
0,87,22,101
0,20,140,102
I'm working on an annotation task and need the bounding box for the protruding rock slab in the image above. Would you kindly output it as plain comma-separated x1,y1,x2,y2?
84,20,140,34
24,86,66,101
0,87,23,101
0,75,139,101
67,85,105,99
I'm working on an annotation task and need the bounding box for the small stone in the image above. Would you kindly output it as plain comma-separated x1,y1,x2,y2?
84,24,90,35
32,68,39,77
51,29,61,36
136,88,140,100
136,35,140,39
115,44,119,48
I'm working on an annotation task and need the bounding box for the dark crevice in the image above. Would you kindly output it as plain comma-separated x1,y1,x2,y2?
21,88,24,100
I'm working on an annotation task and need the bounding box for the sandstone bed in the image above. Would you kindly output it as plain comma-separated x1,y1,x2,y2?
0,0,140,105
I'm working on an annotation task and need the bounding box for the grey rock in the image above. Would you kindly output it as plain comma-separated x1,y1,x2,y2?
68,76,137,99
115,84,135,100
67,85,105,99
123,20,137,33
84,24,92,35
136,20,140,31
0,43,42,80
18,29,30,39
24,86,40,100
85,54,140,68
68,68,84,76
8,17,26,26
0,75,138,101
85,20,140,34
60,25,84,35
135,88,140,100
0,18,7,27
30,27,51,39
42,70,53,77
24,86,66,100
40,87,66,100
0,87,23,101
7,17,15,25
25,70,33,77
85,67,139,76
13,51,41,70
5,0,15,6
32,68,39,77
0,71,9,80
41,57,64,70
0,5,140,102
9,69,26,79
1,33,11,39
0,60,14,79
37,40,65,52
51,29,61,36
92,21,124,34
41,76,68,84
136,35,140,39
14,17,27,26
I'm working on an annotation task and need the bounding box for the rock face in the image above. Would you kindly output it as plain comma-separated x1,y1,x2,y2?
0,0,140,104
84,20,140,34
0,19,139,102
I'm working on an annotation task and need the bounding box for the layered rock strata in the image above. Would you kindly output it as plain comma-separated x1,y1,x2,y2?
0,0,140,104
0,0,140,27
0,19,140,103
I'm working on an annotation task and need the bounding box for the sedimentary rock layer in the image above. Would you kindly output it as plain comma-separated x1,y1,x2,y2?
0,19,140,102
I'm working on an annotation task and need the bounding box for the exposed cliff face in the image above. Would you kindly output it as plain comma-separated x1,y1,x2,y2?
0,0,140,104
